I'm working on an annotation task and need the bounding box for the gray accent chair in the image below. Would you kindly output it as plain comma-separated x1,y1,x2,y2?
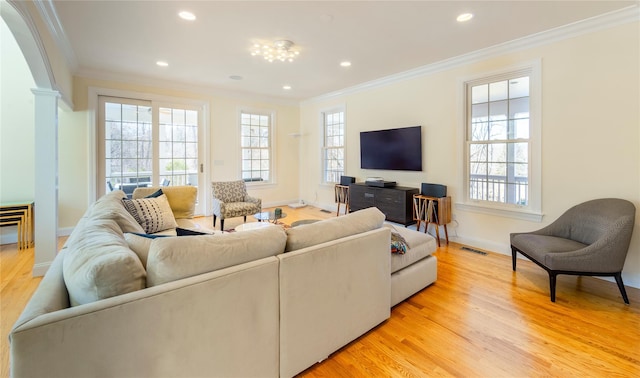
211,180,262,230
511,198,635,304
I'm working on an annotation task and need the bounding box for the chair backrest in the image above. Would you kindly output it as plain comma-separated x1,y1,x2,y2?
211,180,248,203
553,198,636,246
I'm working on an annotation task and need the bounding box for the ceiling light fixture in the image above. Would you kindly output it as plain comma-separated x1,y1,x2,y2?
340,61,352,67
178,11,196,21
156,61,169,67
457,13,474,22
283,85,292,90
251,40,300,62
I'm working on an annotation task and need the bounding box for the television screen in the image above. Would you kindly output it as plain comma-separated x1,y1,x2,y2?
360,126,422,171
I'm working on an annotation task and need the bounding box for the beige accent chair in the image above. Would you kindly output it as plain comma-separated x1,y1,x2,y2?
211,180,261,230
511,198,636,304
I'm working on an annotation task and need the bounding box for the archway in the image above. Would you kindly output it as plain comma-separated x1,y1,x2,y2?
2,0,60,276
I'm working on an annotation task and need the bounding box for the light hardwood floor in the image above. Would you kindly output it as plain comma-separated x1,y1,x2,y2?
1,206,639,377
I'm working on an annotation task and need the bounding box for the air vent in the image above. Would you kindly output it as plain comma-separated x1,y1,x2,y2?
461,246,488,255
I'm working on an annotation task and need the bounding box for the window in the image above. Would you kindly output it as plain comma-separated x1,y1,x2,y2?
240,110,272,183
98,96,204,212
463,63,541,220
103,99,153,192
322,109,345,183
159,107,199,187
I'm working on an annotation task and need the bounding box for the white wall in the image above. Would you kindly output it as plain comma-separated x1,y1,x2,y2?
299,22,640,288
0,18,36,243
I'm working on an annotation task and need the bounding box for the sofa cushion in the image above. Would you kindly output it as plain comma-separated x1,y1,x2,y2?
384,223,437,274
122,194,178,233
284,207,385,252
63,218,146,306
125,228,221,267
133,186,198,219
146,225,287,286
89,190,144,233
124,233,171,267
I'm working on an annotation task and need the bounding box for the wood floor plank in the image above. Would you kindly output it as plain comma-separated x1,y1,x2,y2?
1,207,639,377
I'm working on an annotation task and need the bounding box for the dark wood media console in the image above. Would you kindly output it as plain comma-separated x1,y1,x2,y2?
349,183,419,226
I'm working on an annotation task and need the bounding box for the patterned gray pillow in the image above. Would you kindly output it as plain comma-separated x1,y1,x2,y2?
122,194,178,233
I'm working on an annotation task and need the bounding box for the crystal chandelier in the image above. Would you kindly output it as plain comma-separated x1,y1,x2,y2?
251,40,300,62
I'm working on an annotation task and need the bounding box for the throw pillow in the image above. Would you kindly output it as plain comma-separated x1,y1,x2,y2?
391,231,409,254
145,188,164,198
122,194,178,233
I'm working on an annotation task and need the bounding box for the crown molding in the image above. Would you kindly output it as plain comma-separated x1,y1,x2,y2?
33,0,78,71
74,69,301,107
303,4,640,105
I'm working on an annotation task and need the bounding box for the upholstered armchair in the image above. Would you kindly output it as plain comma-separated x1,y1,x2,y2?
511,198,635,304
211,180,262,230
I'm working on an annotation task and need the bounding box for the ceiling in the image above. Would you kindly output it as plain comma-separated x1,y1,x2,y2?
50,1,637,101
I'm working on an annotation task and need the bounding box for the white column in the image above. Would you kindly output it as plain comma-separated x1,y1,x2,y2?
32,88,59,277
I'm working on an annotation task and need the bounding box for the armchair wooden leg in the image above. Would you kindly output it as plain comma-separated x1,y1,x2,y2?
549,272,557,302
614,273,630,305
243,216,247,223
213,215,217,227
220,219,224,231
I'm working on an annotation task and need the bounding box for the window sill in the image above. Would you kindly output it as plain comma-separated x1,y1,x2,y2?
246,181,276,189
456,202,543,222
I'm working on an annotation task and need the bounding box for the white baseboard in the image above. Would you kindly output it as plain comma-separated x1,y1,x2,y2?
32,261,51,277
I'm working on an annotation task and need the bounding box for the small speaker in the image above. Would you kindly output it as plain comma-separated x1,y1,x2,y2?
340,176,356,186
421,183,447,197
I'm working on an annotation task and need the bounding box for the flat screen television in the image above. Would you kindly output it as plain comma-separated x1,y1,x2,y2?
360,126,422,171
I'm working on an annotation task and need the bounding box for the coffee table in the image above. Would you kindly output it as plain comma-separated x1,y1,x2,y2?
254,211,287,223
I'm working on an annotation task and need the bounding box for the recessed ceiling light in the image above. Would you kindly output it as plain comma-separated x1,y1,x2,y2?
340,61,352,67
178,11,196,21
156,61,169,67
283,85,292,90
229,75,243,80
457,13,474,22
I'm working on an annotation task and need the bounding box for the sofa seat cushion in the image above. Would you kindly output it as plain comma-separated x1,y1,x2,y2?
511,234,587,266
132,186,198,219
63,218,146,306
222,202,261,218
146,225,287,286
122,194,178,233
284,207,385,252
384,224,437,274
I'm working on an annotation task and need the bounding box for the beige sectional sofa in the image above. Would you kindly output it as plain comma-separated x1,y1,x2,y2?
9,189,437,378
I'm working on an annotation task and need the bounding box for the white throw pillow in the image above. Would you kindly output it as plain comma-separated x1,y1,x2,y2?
122,194,178,233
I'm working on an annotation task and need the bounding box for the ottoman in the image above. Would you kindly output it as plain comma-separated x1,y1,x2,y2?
384,223,438,306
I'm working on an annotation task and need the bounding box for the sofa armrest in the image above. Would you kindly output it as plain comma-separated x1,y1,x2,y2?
11,250,70,332
10,257,280,378
278,227,391,378
211,197,225,217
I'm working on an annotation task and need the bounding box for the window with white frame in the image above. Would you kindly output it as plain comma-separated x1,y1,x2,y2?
240,110,272,183
98,95,205,213
465,66,539,214
322,109,345,184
